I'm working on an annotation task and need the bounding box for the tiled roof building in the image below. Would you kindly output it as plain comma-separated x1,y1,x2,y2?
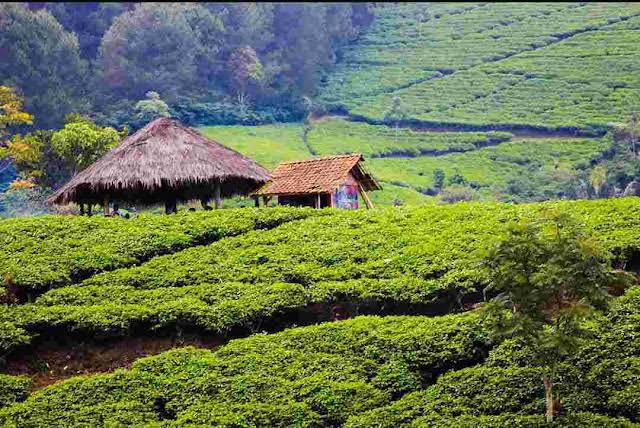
254,154,381,209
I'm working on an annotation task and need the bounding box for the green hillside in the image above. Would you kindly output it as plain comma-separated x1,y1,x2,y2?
201,118,611,205
1,199,640,425
194,3,640,207
320,2,640,131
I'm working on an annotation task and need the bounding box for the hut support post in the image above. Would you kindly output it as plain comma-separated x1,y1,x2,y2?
165,198,177,215
80,204,85,216
253,196,259,208
103,195,110,217
357,184,374,209
315,193,321,209
214,181,222,209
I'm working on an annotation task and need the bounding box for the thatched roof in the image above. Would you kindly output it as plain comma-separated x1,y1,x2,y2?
254,153,381,196
48,118,271,205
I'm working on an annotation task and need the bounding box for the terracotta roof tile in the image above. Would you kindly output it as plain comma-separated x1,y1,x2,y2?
255,153,381,196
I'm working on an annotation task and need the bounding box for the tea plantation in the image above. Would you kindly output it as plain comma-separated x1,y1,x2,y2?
190,3,640,208
320,2,640,131
1,199,640,426
200,118,611,205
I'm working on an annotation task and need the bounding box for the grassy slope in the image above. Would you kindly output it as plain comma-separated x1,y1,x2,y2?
198,124,311,169
200,119,609,204
369,136,609,193
320,2,640,130
195,4,640,205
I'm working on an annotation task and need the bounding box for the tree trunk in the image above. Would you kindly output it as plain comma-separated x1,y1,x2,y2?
544,376,554,423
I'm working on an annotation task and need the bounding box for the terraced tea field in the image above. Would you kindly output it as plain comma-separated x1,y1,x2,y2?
320,2,640,131
1,199,640,426
201,118,611,205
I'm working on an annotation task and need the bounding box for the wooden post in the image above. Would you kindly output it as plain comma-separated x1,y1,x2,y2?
315,193,321,209
80,203,85,216
103,195,110,217
357,183,374,209
253,196,260,208
165,197,177,214
214,181,222,209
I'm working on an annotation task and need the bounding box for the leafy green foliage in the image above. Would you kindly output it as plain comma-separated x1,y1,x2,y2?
0,313,486,425
0,207,320,293
481,212,631,421
321,3,640,131
3,115,123,188
368,137,609,199
348,286,640,427
0,199,636,355
0,4,87,128
132,91,170,127
0,375,31,409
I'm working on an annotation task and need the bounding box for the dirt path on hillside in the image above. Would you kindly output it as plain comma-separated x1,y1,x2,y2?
6,335,222,389
3,298,464,389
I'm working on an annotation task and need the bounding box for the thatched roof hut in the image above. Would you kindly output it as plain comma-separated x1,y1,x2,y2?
48,118,271,211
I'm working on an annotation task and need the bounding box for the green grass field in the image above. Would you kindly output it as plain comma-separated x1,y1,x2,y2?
368,136,609,194
320,3,640,131
198,124,311,169
199,118,610,205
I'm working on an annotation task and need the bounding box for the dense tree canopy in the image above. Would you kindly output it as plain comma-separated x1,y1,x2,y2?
0,3,87,128
0,3,372,131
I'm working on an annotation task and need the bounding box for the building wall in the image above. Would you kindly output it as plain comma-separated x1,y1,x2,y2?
333,173,359,209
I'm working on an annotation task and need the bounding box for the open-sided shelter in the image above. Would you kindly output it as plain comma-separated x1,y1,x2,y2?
48,118,271,214
253,153,381,209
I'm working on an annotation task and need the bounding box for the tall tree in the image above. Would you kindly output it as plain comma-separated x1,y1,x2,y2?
270,3,357,100
0,86,32,189
133,91,171,126
0,3,88,128
0,86,33,139
384,96,408,143
481,212,630,422
97,3,224,102
39,2,133,60
228,47,264,112
2,115,122,187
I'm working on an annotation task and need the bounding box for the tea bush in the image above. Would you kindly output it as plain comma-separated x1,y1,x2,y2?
0,313,487,426
321,3,640,130
0,207,321,294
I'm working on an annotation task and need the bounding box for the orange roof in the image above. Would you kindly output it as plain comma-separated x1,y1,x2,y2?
254,153,381,196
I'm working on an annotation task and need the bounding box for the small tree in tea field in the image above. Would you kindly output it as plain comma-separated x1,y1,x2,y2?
383,96,408,144
480,211,632,423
